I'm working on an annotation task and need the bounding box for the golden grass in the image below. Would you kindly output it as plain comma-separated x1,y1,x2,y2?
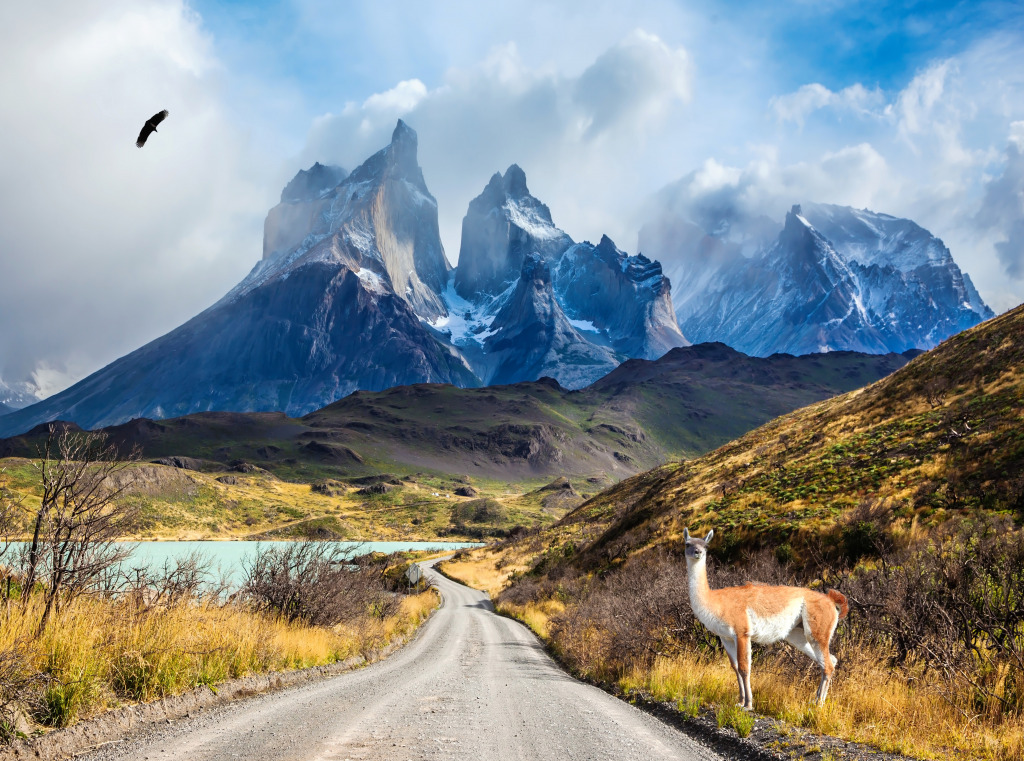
0,588,439,728
437,548,529,597
621,649,1024,761
499,600,564,639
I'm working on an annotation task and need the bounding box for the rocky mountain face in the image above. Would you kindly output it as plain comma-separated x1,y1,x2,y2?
0,122,477,437
438,166,689,386
453,165,573,299
553,236,687,360
639,202,993,356
482,254,619,388
263,162,348,260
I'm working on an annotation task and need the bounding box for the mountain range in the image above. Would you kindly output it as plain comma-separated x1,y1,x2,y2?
0,343,914,480
0,120,991,437
639,199,993,356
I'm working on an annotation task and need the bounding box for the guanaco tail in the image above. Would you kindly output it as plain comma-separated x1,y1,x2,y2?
683,528,849,709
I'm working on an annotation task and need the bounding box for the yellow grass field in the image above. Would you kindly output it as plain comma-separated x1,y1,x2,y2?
0,588,438,731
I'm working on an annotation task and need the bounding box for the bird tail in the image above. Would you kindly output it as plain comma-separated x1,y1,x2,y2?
827,589,849,619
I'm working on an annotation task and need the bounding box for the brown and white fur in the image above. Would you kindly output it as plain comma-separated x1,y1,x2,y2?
683,528,849,709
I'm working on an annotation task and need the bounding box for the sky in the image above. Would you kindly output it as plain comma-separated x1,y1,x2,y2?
1,0,1023,400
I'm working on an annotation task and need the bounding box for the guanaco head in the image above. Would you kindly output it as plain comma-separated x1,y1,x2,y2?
683,528,715,564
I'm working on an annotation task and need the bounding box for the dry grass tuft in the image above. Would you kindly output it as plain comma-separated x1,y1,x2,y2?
0,588,438,729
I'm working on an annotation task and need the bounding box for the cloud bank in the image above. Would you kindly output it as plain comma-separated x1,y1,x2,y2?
0,1,273,397
301,30,694,266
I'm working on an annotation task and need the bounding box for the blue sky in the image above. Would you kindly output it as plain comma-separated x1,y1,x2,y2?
1,0,1023,398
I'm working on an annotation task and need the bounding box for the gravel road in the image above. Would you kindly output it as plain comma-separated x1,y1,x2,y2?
82,560,722,761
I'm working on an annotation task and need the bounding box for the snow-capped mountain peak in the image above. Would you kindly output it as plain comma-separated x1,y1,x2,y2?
640,199,994,357
454,165,573,299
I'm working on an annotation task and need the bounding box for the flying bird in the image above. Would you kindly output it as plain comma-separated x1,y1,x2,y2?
136,109,169,148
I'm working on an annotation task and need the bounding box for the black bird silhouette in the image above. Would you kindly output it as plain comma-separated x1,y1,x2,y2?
136,109,169,148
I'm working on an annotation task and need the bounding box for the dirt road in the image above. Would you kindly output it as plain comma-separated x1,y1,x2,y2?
83,561,722,761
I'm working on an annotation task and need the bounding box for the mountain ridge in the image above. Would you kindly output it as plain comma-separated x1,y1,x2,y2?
0,343,915,481
639,199,993,356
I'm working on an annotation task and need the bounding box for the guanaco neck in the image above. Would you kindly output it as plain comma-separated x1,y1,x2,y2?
686,554,712,606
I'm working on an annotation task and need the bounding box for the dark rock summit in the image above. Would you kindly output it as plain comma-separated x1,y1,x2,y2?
454,164,573,299
482,254,619,388
553,235,688,359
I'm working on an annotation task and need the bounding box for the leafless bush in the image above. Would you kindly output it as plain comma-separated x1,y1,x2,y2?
117,551,227,609
842,517,1024,715
543,551,692,676
18,425,141,633
240,542,401,627
923,376,950,408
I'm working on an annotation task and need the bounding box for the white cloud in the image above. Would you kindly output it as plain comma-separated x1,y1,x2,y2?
359,79,429,115
302,30,695,264
770,82,884,127
975,123,1024,280
894,60,954,137
648,143,897,239
573,29,693,139
0,1,274,395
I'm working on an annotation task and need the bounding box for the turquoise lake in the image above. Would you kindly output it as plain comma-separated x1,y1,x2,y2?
6,540,482,587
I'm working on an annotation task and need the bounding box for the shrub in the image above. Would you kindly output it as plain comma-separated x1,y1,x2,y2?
241,542,401,627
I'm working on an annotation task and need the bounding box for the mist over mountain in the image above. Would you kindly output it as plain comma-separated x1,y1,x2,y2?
639,199,993,356
0,378,39,411
0,120,994,438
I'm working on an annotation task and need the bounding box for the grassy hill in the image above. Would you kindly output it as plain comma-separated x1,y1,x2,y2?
506,303,1023,567
0,344,911,485
0,345,909,540
442,303,1024,759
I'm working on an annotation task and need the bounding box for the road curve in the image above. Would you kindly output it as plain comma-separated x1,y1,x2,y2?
83,560,722,761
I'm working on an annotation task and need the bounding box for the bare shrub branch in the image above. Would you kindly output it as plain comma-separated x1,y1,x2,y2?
20,424,141,633
240,542,401,627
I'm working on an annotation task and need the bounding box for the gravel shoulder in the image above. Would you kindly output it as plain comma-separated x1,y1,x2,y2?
41,560,725,761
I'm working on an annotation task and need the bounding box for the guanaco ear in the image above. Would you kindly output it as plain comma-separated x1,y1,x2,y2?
704,529,714,544
683,527,691,541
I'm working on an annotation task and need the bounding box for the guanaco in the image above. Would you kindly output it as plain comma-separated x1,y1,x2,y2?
683,528,849,709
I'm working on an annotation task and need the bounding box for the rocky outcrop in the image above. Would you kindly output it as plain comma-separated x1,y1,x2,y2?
453,165,573,299
553,235,687,359
263,163,348,260
482,254,619,388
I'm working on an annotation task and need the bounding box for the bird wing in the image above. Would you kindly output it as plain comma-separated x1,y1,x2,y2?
136,124,154,148
136,110,169,148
